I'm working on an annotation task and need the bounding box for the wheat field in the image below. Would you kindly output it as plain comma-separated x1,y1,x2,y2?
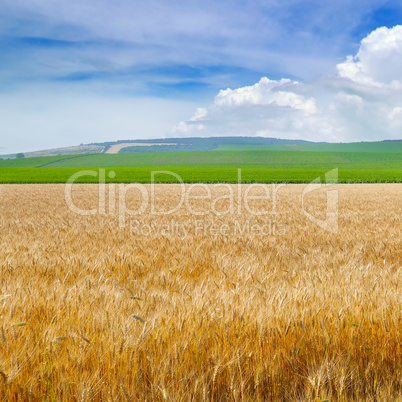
0,183,400,401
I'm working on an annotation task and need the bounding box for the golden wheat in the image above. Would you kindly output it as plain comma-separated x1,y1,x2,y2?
0,183,400,401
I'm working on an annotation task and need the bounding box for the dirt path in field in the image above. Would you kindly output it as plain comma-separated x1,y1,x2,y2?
105,142,178,154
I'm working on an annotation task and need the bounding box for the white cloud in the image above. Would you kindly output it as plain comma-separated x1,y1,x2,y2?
215,78,317,114
337,25,402,86
389,106,402,120
173,26,402,142
189,108,208,121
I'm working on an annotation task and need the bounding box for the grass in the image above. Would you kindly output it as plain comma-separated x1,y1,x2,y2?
0,183,400,400
1,150,401,168
0,166,401,183
0,150,401,183
215,141,402,153
0,154,86,168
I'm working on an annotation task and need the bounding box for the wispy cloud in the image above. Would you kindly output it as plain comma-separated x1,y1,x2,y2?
2,0,398,83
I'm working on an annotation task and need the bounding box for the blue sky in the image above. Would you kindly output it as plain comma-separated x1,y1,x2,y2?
1,0,402,153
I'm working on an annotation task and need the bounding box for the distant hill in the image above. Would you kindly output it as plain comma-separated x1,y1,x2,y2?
97,137,402,154
92,137,313,154
1,137,401,159
0,145,104,159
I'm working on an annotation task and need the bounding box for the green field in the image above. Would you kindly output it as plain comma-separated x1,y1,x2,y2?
1,166,400,183
0,149,401,183
214,141,402,152
1,150,400,168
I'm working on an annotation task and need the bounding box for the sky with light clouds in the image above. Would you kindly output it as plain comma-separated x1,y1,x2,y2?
1,0,402,153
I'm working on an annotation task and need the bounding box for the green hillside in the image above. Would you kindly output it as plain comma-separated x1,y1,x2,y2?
214,141,402,152
1,150,400,168
0,149,400,183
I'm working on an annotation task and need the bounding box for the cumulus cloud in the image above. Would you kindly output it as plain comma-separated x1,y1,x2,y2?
337,26,402,85
214,78,317,114
173,26,402,142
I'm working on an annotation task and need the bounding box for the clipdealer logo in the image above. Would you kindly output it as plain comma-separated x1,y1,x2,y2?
64,168,339,234
64,169,285,228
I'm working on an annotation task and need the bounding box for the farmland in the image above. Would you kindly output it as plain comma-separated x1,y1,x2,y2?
0,150,401,183
0,183,400,400
1,150,401,168
214,141,402,153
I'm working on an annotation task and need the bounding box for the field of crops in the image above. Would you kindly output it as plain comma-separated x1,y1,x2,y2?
1,150,401,168
0,150,401,183
214,141,402,153
1,166,401,184
0,183,400,400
